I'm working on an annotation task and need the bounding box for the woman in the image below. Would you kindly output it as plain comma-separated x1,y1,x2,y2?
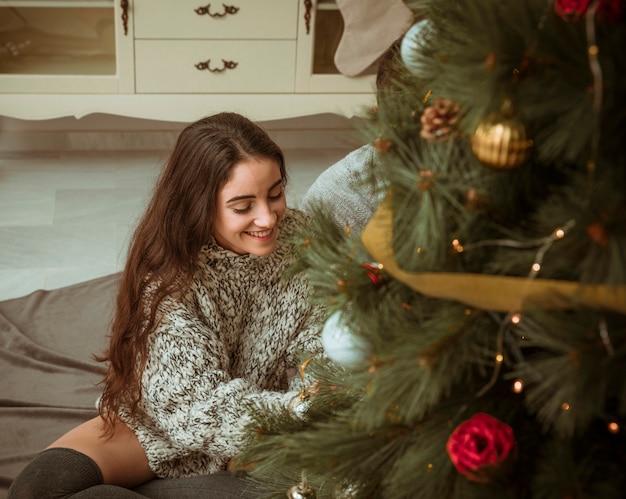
8,113,324,498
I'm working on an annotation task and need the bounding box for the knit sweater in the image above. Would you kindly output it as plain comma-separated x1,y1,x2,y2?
119,209,324,478
300,144,386,236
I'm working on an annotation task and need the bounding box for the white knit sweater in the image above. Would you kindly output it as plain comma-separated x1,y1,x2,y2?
119,209,324,478
301,144,386,236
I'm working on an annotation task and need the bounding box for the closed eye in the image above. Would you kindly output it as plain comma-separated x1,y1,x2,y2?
230,181,284,214
233,204,252,214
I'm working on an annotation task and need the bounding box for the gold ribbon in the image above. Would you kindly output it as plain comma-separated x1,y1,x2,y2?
361,196,626,314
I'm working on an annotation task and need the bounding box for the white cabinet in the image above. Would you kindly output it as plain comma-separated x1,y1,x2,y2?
0,0,376,122
0,0,134,94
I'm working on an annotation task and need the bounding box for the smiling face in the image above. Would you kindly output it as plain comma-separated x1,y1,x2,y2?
213,156,287,256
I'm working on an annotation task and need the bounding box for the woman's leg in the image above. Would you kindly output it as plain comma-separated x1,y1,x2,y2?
8,415,155,498
47,415,156,487
7,448,149,499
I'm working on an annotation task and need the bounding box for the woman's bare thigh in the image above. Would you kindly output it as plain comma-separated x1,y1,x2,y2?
48,415,156,487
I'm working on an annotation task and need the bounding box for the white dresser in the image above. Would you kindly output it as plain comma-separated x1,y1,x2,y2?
0,0,376,122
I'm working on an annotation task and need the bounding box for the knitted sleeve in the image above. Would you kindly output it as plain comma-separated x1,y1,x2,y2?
138,300,296,462
300,144,383,236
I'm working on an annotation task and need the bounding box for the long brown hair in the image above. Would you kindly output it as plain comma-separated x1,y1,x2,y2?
96,112,286,432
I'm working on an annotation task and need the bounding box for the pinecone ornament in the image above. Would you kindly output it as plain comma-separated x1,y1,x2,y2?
420,98,460,140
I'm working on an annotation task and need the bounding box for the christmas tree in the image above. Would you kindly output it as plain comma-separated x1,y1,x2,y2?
239,1,626,497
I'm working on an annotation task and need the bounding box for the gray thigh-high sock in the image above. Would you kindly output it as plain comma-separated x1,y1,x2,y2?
7,448,149,499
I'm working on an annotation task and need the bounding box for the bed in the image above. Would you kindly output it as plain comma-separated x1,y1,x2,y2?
0,273,119,498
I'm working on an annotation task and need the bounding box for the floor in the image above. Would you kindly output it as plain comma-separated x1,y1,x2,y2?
0,146,353,301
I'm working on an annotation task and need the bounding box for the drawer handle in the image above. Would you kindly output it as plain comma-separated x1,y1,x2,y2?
195,59,239,72
120,0,129,36
303,0,312,34
194,4,240,17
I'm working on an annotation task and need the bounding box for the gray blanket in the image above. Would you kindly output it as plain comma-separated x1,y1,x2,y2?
0,273,119,498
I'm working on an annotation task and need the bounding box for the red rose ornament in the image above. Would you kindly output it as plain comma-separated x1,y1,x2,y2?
446,412,517,484
555,0,593,17
554,0,623,22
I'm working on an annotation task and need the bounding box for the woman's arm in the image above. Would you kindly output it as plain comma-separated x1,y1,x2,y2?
134,303,303,463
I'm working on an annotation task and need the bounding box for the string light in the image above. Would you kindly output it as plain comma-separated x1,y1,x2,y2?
511,313,521,324
476,310,519,397
512,379,524,393
598,316,615,357
608,421,620,434
587,159,596,173
561,402,571,411
583,1,603,204
459,220,574,260
527,220,576,280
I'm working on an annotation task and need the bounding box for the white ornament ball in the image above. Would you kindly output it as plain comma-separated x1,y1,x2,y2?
321,311,370,369
400,19,436,79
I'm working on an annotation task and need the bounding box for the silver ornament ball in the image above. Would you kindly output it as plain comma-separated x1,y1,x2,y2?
321,311,370,369
400,19,436,79
287,482,316,499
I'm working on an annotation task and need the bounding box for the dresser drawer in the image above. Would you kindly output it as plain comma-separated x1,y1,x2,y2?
135,40,296,93
134,0,298,39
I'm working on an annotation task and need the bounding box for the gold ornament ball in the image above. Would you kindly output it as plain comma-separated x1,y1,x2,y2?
471,109,533,169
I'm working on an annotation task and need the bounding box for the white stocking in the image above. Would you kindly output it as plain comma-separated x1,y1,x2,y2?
333,0,413,77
